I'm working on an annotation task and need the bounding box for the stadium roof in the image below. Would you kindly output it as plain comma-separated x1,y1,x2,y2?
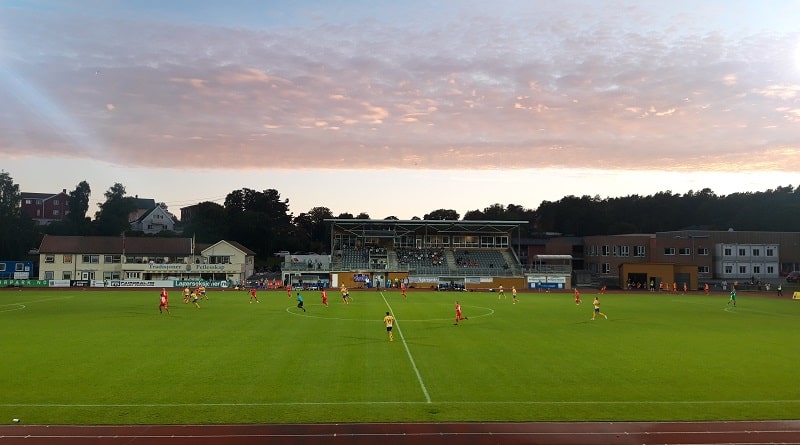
325,219,528,236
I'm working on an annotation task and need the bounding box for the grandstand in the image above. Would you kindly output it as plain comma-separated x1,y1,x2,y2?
324,219,532,291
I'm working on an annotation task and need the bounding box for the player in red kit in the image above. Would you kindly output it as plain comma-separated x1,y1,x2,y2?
159,288,170,315
286,284,292,298
249,288,260,303
400,281,407,299
454,301,467,325
574,288,581,305
321,288,329,307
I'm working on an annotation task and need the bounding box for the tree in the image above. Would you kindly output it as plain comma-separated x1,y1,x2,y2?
0,171,40,258
180,201,228,244
67,181,91,224
0,171,21,219
293,206,334,253
224,188,295,261
94,183,137,236
424,209,460,220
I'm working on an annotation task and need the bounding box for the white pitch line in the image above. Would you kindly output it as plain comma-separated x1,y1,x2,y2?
2,399,798,408
381,292,431,404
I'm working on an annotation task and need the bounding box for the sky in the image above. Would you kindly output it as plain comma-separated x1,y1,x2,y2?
1,0,799,220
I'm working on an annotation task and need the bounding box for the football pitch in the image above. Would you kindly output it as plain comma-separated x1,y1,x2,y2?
1,288,799,425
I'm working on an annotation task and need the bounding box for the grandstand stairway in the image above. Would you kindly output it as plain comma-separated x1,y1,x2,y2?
445,250,457,273
501,250,523,275
387,250,399,270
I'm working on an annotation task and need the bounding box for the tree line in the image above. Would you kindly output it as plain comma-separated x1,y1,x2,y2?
1,171,798,269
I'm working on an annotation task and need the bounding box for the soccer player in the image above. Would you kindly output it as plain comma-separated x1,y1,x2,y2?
704,283,710,295
183,286,191,304
497,285,505,300
159,288,170,315
198,284,208,300
574,287,581,305
286,284,292,298
249,287,260,303
189,290,200,308
727,288,737,307
383,311,395,341
321,288,329,307
296,292,306,312
591,296,607,320
454,301,467,325
341,285,350,304
400,281,407,299
599,284,606,294
511,286,518,304
682,282,688,294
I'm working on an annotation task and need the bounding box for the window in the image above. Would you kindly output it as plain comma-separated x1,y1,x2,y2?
738,248,746,256
634,245,646,257
45,255,55,264
0,264,5,273
44,271,54,279
697,247,709,255
103,271,121,280
82,255,100,264
766,248,775,256
738,265,747,274
767,266,774,274
753,266,761,274
601,263,611,274
53,199,60,205
63,255,72,263
126,272,141,279
601,245,610,256
104,255,121,264
698,266,710,274
62,271,71,280
52,209,60,216
25,199,32,205
752,248,760,257
663,247,675,256
210,256,232,264
616,245,629,257
724,248,732,256
678,247,691,256
724,265,733,273
15,262,24,272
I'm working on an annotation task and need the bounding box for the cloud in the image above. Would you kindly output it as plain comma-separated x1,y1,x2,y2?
1,3,799,175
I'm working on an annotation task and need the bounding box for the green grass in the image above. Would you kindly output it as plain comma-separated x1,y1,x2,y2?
1,288,799,424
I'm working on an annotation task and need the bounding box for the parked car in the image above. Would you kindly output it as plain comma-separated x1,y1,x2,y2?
787,271,800,283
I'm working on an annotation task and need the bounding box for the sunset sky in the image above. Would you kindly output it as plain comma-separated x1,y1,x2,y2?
1,1,799,220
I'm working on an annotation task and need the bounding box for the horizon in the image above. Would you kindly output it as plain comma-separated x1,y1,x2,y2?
2,1,799,219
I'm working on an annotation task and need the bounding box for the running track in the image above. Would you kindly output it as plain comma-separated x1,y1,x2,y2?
1,421,799,444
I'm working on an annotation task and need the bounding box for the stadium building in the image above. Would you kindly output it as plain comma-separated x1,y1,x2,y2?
279,219,572,292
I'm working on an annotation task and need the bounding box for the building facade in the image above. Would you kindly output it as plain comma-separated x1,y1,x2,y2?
37,235,255,285
19,189,70,225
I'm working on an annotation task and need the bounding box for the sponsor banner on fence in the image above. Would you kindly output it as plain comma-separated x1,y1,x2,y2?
527,274,567,290
0,279,49,288
173,280,230,288
409,276,438,284
110,280,158,288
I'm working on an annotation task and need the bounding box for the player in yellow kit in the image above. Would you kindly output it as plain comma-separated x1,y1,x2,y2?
383,312,395,341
